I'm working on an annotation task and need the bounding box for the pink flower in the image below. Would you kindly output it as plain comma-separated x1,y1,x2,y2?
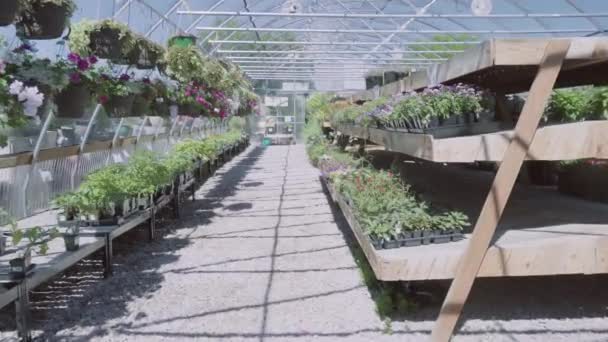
98,95,109,104
68,52,80,63
77,59,90,71
69,72,81,83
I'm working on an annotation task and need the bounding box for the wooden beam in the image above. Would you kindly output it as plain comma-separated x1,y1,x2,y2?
430,39,571,341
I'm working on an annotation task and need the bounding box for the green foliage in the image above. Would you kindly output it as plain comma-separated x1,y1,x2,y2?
122,151,171,196
166,45,205,83
547,88,591,122
306,93,333,122
70,19,136,58
588,87,608,120
228,116,246,132
7,209,59,256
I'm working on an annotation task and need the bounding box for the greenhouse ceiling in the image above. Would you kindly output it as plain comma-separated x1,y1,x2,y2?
3,0,608,90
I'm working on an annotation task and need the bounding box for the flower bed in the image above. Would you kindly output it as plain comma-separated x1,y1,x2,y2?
305,116,469,250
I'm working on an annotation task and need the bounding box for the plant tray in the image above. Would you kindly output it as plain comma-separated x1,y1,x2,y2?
376,231,465,250
389,121,512,139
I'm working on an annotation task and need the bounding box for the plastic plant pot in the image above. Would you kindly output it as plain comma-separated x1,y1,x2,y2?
168,35,197,48
64,233,80,251
16,2,69,39
104,94,135,118
55,84,92,118
10,250,32,278
0,0,19,26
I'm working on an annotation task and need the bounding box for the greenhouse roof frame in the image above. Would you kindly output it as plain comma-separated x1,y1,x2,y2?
165,0,608,83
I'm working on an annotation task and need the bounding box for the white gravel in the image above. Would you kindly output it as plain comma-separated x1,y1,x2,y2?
2,144,608,341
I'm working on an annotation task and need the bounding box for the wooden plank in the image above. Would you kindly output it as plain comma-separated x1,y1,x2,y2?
351,38,608,98
341,121,608,162
431,39,571,342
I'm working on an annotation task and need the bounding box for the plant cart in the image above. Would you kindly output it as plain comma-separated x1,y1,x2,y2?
334,37,608,341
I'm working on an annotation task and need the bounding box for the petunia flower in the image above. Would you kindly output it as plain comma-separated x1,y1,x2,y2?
9,80,24,95
69,72,82,83
77,59,90,71
119,74,130,81
88,55,98,64
68,52,80,63
98,95,109,104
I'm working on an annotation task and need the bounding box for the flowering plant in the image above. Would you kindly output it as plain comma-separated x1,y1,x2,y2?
0,60,44,146
96,72,142,104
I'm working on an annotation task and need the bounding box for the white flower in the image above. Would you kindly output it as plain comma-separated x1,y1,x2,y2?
9,80,23,96
156,97,164,104
214,107,220,113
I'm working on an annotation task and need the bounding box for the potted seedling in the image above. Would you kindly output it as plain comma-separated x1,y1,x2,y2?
16,0,77,39
9,223,58,278
53,192,86,251
432,211,468,243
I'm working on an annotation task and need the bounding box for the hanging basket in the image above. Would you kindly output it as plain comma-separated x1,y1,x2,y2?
131,96,153,117
55,84,92,118
178,104,200,117
153,101,170,117
168,35,197,48
103,94,135,118
16,3,69,40
0,0,19,26
89,27,133,63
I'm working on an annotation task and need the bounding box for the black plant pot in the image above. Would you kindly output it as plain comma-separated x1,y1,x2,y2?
178,104,200,117
55,83,92,118
0,0,19,26
104,94,135,118
89,27,132,62
370,238,383,250
433,230,451,244
64,234,80,251
131,96,153,117
383,239,400,249
9,250,32,278
16,3,69,39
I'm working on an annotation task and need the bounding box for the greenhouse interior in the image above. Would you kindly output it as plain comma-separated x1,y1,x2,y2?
1,0,608,341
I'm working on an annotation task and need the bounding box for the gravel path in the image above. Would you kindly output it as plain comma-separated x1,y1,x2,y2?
2,144,608,341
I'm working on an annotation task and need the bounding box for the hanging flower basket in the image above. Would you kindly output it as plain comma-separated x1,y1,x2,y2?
168,35,197,48
88,21,135,64
16,1,73,40
178,103,200,117
103,94,135,118
55,83,92,118
129,38,165,70
0,0,19,26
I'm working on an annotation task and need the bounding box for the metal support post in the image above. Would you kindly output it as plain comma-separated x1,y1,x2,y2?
103,233,113,278
15,279,31,342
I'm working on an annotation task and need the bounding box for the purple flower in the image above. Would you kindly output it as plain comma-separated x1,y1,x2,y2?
88,55,98,64
68,52,80,63
69,72,81,83
77,59,90,71
142,77,151,84
119,74,130,82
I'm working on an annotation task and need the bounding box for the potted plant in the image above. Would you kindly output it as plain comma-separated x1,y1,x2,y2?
0,67,45,147
53,191,87,251
98,73,141,117
168,35,197,48
53,53,99,118
16,0,77,40
128,37,165,70
0,0,20,26
165,45,204,83
70,19,137,64
9,222,58,278
131,78,157,116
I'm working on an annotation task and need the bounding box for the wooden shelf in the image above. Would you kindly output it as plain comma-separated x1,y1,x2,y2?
352,38,608,101
324,163,608,281
338,121,608,162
